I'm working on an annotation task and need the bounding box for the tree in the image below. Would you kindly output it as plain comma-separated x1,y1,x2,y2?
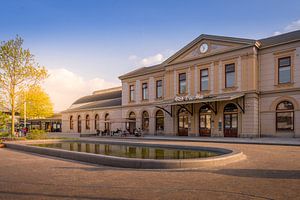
0,36,48,136
18,85,54,119
0,111,9,131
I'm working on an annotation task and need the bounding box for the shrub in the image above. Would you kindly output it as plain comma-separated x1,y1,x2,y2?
0,132,9,137
26,129,47,140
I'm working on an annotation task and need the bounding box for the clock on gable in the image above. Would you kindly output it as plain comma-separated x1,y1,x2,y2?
199,43,208,53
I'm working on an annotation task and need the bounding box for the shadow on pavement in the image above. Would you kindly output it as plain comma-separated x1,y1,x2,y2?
212,169,300,179
0,190,129,200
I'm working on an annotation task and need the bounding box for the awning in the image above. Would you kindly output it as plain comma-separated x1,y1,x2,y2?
155,93,245,116
168,93,245,106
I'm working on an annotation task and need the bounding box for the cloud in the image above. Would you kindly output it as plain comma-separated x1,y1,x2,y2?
128,53,165,67
42,68,120,112
274,19,300,35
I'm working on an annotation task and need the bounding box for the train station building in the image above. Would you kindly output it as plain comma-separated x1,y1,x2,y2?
61,30,300,137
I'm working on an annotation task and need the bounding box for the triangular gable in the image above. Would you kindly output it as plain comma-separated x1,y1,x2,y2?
163,34,257,65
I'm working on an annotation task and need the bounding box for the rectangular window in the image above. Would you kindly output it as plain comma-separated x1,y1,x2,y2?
278,57,291,84
156,80,163,98
225,63,235,88
179,73,186,94
200,69,209,91
129,85,135,102
142,83,148,100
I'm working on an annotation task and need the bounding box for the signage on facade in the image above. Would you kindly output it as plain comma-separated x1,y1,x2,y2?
174,95,204,102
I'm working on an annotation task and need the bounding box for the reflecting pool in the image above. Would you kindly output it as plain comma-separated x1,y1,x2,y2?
31,142,220,159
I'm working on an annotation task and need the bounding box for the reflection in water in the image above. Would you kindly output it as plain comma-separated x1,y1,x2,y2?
32,142,219,160
104,144,110,155
155,149,165,159
141,148,149,159
128,147,136,158
86,144,90,153
95,144,99,154
70,143,74,151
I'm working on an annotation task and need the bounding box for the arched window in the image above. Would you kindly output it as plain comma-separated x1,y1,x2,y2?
224,103,238,113
142,111,149,131
95,114,99,130
78,115,82,133
156,110,164,131
276,101,294,131
129,112,136,119
70,116,74,130
86,115,90,130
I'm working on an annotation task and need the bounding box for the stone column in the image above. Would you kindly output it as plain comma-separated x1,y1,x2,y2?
210,62,214,94
241,93,259,137
218,61,223,94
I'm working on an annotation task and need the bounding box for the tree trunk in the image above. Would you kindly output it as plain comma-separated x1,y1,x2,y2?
11,95,15,137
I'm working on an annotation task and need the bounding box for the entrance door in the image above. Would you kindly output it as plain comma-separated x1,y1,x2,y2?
199,105,212,137
128,112,136,134
178,109,189,136
129,122,136,134
223,103,238,137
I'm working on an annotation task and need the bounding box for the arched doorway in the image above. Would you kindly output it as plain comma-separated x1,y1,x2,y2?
104,113,110,133
95,114,100,130
155,110,164,134
77,115,81,133
178,108,189,136
85,115,90,130
142,111,149,132
70,116,74,130
224,103,238,137
199,105,212,136
128,112,136,134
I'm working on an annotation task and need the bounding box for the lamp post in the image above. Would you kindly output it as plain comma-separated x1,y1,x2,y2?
24,101,26,129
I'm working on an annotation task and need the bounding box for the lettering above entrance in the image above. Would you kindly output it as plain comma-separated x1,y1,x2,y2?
175,95,204,102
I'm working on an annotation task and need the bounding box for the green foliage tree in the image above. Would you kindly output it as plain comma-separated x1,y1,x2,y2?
18,85,54,119
0,36,48,136
0,111,9,130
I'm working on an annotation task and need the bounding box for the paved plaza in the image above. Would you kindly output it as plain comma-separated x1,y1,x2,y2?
0,139,299,200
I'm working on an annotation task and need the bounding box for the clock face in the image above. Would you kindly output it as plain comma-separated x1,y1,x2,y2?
200,43,208,53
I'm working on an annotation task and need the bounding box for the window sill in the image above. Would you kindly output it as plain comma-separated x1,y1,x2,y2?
274,82,294,88
177,92,188,96
276,129,294,132
198,90,211,95
222,86,238,92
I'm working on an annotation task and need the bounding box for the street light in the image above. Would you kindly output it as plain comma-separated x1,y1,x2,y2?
24,101,26,129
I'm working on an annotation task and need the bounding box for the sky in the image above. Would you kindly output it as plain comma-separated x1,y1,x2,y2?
1,0,300,111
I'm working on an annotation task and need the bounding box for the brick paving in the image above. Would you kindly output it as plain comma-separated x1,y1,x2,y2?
0,140,299,200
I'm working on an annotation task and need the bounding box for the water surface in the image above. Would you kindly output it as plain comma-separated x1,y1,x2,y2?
32,142,220,159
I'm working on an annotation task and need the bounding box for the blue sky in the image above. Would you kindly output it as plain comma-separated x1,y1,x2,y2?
1,0,300,111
